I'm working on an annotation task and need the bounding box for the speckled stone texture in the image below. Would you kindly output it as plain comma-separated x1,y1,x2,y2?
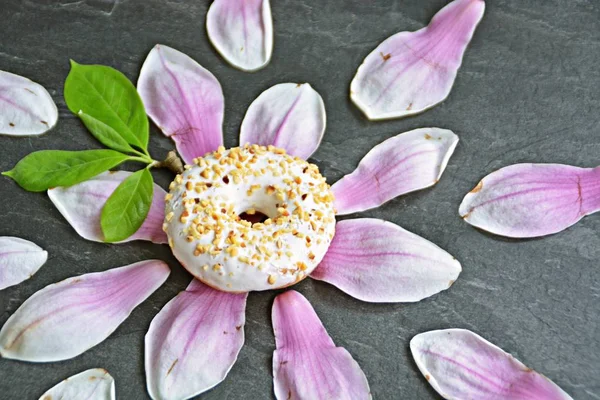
0,0,599,398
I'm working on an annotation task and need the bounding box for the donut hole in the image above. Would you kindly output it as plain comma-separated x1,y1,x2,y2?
238,210,270,224
232,186,282,225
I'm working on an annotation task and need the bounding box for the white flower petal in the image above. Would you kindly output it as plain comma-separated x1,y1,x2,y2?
411,329,573,400
312,219,461,303
207,0,273,72
331,128,458,215
460,163,600,238
0,260,169,362
38,368,116,400
138,45,224,164
272,290,371,400
350,0,485,120
48,171,167,244
0,236,47,290
239,83,326,159
145,279,247,400
0,70,58,136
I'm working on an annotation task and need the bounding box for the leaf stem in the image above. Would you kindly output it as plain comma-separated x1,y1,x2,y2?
128,155,156,164
130,148,150,159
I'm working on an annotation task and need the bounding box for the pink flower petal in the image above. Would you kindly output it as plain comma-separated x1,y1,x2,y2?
239,83,326,159
0,260,169,362
145,279,247,400
138,45,224,164
0,70,58,136
411,329,573,400
350,0,485,120
311,219,461,303
48,171,167,244
0,237,48,290
331,128,458,215
39,368,116,400
460,164,600,238
272,290,371,400
207,0,273,72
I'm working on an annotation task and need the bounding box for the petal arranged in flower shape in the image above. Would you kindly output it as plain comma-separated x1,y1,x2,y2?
410,329,573,400
0,260,169,362
272,290,371,400
145,279,247,400
48,171,167,244
38,368,116,400
0,70,58,136
0,237,48,290
239,83,326,159
350,0,485,120
331,128,458,215
460,164,600,238
138,45,224,164
311,219,461,303
207,0,273,72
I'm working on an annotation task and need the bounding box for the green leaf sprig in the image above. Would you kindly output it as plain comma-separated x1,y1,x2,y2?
3,61,181,243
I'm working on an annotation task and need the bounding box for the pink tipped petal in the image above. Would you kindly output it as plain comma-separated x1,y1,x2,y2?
460,164,600,238
311,219,461,303
272,290,371,400
332,128,458,215
39,368,116,400
0,260,170,362
350,0,485,120
0,70,58,136
48,171,167,244
0,237,48,290
145,279,247,400
410,329,573,400
239,83,326,159
207,0,273,72
138,45,224,164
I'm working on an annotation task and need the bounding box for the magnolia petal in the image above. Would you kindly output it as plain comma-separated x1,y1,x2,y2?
272,290,371,400
207,0,273,72
0,260,169,362
350,0,485,120
138,45,224,164
460,164,600,238
39,368,116,400
0,70,58,136
0,237,48,290
48,171,167,244
332,128,458,215
311,219,460,303
239,83,326,159
145,279,247,400
410,329,573,400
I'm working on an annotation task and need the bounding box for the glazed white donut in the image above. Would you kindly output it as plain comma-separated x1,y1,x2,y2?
163,145,336,292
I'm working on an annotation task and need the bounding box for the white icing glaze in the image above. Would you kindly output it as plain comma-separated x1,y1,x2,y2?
164,145,336,292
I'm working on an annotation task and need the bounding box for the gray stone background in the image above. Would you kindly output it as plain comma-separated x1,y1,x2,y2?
1,0,599,398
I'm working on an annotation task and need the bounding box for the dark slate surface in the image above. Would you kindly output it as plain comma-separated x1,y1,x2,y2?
1,0,599,398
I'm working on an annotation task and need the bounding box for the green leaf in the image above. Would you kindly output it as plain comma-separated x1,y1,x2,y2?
3,150,129,192
101,168,154,242
78,111,139,155
65,61,149,152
